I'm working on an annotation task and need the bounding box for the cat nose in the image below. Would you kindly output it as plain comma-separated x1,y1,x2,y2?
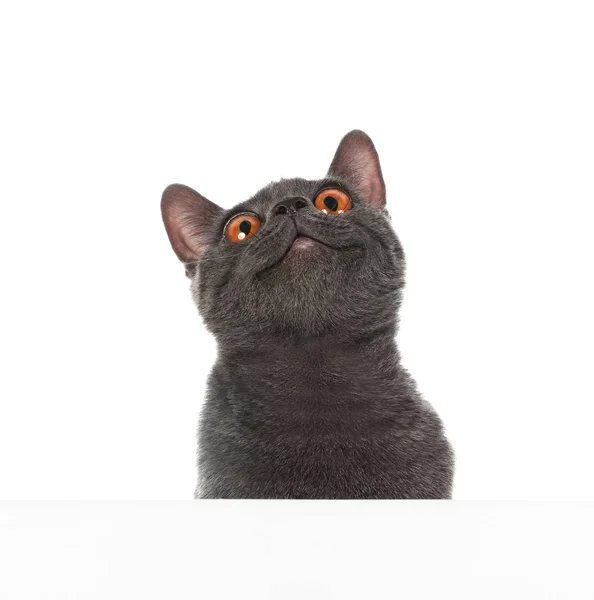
274,196,309,215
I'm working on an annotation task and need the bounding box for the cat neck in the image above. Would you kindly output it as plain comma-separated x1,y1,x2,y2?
216,322,402,399
220,320,397,358
208,323,409,432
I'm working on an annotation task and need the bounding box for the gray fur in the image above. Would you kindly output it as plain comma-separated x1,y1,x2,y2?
161,130,454,498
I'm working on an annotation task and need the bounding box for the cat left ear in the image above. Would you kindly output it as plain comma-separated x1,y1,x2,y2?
161,184,223,266
327,130,386,208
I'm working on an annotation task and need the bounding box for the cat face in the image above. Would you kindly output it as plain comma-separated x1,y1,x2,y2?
162,130,405,342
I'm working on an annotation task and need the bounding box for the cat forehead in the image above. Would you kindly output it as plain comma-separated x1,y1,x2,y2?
230,178,328,214
263,177,320,198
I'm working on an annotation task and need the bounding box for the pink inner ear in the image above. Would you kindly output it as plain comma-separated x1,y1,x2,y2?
329,130,386,208
161,184,223,264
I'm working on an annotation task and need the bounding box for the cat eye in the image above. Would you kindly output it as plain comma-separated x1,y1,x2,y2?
314,188,351,215
224,213,261,243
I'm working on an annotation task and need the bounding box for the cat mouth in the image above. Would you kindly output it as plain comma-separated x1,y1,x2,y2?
256,226,362,278
255,233,331,277
290,235,325,250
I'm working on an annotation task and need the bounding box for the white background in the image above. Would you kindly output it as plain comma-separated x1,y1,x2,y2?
1,1,594,502
1,501,594,599
2,2,594,597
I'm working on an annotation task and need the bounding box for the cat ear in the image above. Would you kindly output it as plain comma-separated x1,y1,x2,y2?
328,130,386,208
161,184,223,264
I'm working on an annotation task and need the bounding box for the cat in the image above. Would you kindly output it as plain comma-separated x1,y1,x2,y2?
161,130,454,498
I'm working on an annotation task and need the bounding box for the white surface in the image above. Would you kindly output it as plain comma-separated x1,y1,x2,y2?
1,501,593,599
1,0,594,500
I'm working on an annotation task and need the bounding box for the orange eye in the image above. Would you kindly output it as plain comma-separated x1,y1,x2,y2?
314,188,351,215
224,213,261,243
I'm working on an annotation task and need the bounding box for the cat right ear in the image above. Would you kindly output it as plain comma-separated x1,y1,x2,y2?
328,130,386,209
161,184,223,267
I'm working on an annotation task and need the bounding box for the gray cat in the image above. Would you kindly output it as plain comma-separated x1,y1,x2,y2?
161,130,454,498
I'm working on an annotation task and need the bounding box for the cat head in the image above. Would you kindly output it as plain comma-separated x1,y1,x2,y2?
161,130,405,344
